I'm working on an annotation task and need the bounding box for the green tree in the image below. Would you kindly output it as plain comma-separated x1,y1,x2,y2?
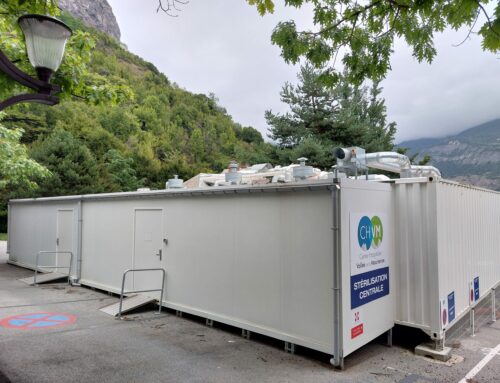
234,125,264,144
30,128,100,196
0,114,50,191
104,149,142,191
190,128,205,162
266,64,396,168
248,0,500,84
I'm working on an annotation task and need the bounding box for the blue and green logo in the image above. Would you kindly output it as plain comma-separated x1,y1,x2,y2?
357,215,383,251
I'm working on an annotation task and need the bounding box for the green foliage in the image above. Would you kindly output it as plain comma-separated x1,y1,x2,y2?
0,112,50,229
0,11,271,202
234,125,264,144
247,0,275,15
0,1,133,105
30,128,100,196
0,113,50,190
104,149,142,191
247,0,500,85
266,64,396,169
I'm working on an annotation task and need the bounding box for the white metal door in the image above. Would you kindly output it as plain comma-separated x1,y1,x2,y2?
133,209,163,298
56,209,74,271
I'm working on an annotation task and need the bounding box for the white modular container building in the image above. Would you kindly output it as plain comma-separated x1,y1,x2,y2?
7,200,80,275
393,178,500,342
7,178,395,367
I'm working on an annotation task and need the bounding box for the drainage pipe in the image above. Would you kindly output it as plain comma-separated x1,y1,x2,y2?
75,199,83,283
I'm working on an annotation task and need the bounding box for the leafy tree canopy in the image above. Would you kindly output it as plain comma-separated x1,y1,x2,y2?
247,0,500,84
266,63,396,168
0,113,50,191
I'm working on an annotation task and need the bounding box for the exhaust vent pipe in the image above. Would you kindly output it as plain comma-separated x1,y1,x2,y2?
334,147,441,179
166,175,184,189
293,157,315,180
225,161,242,184
365,152,411,173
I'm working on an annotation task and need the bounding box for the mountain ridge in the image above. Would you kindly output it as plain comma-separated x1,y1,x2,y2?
398,119,500,191
58,0,121,41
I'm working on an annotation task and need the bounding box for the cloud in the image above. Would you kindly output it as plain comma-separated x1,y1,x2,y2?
108,0,499,143
385,27,500,142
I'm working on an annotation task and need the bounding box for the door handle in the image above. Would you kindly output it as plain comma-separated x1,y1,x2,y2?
156,249,162,261
56,238,59,246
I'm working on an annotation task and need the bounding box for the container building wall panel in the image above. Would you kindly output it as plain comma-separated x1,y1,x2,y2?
80,200,136,293
80,190,335,353
8,202,78,274
393,181,439,333
436,181,500,330
339,179,395,357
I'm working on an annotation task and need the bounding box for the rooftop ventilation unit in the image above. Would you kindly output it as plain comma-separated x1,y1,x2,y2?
334,147,441,179
166,175,183,189
225,161,242,184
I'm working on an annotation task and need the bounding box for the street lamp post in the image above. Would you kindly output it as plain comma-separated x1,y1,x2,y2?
0,14,72,111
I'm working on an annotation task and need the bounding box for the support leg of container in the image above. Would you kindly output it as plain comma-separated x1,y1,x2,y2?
176,310,183,317
435,336,445,352
155,302,162,315
206,318,213,327
386,328,393,347
284,342,295,354
492,289,496,323
241,329,251,340
330,355,344,370
415,336,451,362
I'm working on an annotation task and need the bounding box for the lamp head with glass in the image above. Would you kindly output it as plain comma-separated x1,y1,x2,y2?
18,14,72,83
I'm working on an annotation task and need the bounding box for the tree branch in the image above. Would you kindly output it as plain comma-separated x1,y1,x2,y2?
2,116,43,127
303,0,408,37
157,0,189,17
475,0,500,39
453,9,480,47
304,1,382,37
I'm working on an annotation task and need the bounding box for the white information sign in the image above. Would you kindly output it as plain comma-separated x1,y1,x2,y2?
350,213,389,309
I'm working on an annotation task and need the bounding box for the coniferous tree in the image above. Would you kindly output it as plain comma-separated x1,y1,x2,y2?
266,64,396,168
31,128,100,196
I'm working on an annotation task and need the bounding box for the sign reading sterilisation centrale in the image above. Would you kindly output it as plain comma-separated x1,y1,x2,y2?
350,213,389,309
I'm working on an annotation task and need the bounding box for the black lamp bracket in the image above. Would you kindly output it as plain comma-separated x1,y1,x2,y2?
0,49,61,111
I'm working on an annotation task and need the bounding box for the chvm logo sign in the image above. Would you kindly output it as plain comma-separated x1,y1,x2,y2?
357,215,383,251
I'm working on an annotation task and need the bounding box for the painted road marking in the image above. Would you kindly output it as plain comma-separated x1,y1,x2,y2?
458,343,500,383
0,312,76,330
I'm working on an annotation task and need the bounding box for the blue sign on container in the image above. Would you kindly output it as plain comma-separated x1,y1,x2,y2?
448,292,455,323
474,277,480,301
351,267,389,309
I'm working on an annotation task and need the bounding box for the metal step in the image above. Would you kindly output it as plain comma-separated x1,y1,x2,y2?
99,294,157,317
19,272,68,286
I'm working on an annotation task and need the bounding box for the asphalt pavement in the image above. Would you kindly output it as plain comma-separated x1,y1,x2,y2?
0,241,499,383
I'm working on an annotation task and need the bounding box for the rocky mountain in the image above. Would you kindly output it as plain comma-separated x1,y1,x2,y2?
398,119,500,191
58,0,120,41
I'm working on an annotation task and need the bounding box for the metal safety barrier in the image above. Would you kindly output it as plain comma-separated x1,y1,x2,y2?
118,268,166,319
34,251,74,285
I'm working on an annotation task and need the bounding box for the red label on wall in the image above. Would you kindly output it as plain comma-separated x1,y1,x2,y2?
351,324,364,339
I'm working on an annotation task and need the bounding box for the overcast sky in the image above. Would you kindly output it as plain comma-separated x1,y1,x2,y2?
108,0,499,142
